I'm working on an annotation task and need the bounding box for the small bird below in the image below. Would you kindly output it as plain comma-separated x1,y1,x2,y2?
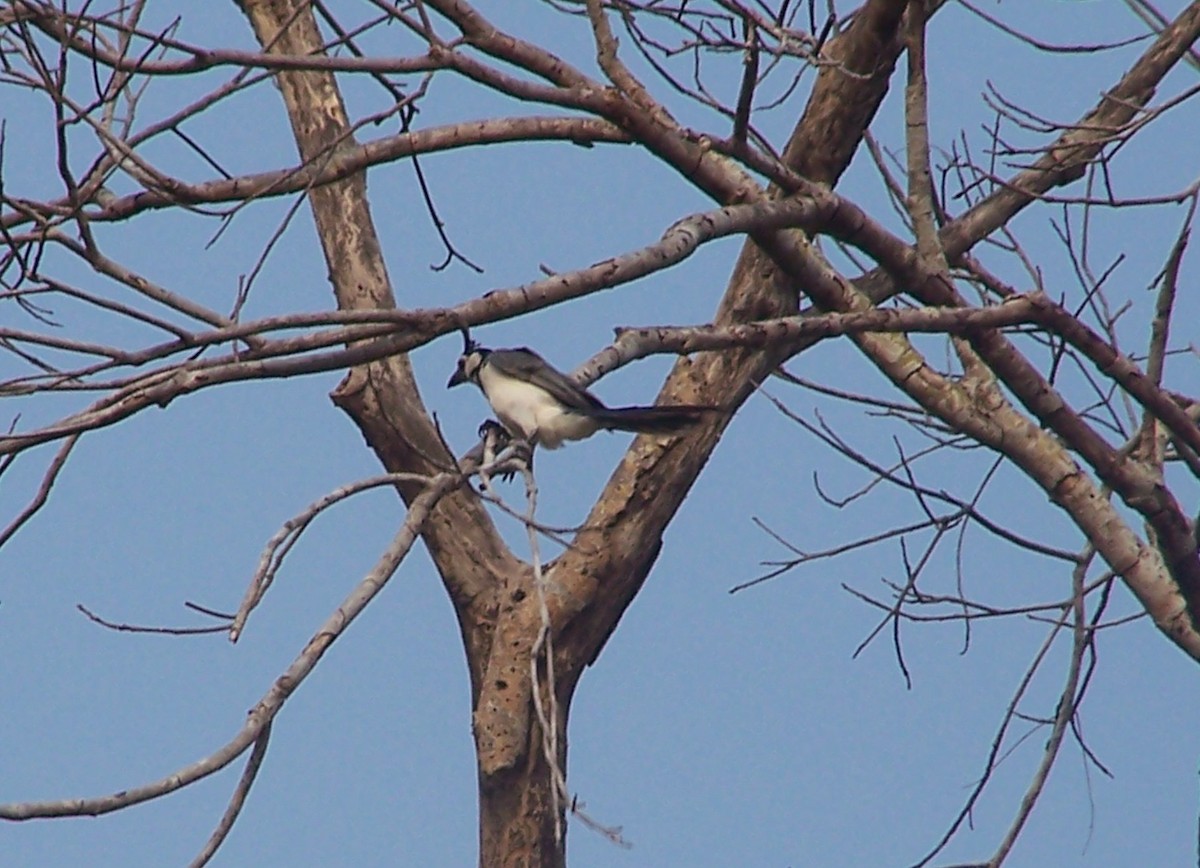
448,330,712,450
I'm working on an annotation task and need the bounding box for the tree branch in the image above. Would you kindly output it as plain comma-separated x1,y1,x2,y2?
0,470,459,819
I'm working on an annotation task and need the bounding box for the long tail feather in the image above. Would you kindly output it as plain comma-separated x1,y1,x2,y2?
591,405,715,434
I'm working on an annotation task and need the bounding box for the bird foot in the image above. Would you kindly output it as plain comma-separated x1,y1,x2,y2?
477,420,533,482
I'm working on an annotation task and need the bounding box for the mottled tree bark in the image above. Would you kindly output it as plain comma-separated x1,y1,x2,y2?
234,0,911,863
233,0,1200,863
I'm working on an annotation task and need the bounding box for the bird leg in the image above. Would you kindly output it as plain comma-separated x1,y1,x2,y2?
477,420,534,482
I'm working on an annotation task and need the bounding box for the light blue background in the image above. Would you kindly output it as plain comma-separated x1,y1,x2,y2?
2,2,1198,866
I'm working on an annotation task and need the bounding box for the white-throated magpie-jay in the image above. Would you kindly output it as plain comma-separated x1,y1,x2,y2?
448,330,711,449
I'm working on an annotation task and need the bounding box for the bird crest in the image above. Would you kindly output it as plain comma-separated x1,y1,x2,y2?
448,326,488,387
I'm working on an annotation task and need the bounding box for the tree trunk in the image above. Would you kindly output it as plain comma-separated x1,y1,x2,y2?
478,685,571,868
232,3,912,866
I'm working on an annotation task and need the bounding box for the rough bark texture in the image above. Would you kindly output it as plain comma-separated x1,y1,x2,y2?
234,0,911,863
233,3,515,638
553,0,910,679
233,0,1200,863
234,1,548,862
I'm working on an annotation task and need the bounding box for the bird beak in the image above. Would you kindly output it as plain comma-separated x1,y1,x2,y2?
447,365,466,388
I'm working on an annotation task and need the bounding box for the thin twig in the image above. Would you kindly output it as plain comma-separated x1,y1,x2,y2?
187,723,273,868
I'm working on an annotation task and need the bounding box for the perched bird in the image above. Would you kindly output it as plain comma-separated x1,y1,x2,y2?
448,330,712,449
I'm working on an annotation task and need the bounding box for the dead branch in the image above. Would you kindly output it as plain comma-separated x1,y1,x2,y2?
0,469,460,821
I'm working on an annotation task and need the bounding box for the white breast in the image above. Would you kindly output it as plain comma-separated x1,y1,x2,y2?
477,366,598,449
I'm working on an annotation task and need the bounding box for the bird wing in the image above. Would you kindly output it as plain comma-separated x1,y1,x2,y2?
485,348,606,413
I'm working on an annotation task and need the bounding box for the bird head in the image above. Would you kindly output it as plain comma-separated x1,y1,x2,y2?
447,326,486,388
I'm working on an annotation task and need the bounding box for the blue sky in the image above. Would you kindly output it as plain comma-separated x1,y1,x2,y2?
2,1,1199,865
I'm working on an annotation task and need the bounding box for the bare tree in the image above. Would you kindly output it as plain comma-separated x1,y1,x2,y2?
1,1,1198,865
